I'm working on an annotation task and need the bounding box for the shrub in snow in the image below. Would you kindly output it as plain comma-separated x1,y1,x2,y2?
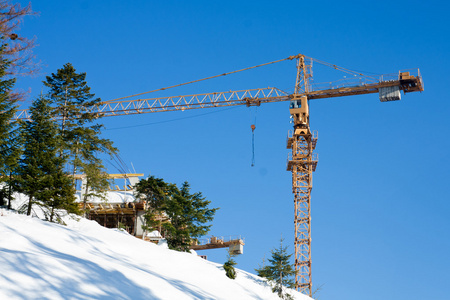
223,253,237,280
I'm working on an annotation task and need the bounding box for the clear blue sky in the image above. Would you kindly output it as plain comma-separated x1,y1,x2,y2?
15,1,450,299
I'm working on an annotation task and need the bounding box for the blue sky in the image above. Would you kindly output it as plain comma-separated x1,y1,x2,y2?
15,1,450,299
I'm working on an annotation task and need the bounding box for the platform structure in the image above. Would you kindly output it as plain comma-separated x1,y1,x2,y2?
190,236,245,255
80,201,146,235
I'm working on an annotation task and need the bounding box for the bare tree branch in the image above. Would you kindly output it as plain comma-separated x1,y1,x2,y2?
0,0,39,77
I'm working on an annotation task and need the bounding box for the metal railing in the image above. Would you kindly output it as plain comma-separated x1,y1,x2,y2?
194,235,244,246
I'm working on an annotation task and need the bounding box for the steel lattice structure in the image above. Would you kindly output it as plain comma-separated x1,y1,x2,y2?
287,130,318,293
13,87,290,120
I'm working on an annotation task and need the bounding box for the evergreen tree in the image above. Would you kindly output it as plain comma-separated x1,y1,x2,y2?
40,163,79,222
163,182,218,251
80,160,109,216
135,177,219,252
43,63,116,193
0,42,21,208
255,237,296,299
163,188,191,251
223,252,237,279
1,125,21,210
254,255,272,279
44,63,100,135
135,176,174,235
16,95,79,220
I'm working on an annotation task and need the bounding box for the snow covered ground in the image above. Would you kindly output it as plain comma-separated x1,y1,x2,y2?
0,209,312,300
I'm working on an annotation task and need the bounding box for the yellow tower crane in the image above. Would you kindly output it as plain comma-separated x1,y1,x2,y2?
14,54,424,296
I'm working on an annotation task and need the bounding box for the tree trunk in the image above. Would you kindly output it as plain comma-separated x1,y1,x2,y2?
71,140,79,186
27,194,33,216
7,172,12,210
83,180,89,217
58,87,68,158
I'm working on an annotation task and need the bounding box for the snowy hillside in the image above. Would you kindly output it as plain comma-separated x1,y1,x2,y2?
0,209,312,300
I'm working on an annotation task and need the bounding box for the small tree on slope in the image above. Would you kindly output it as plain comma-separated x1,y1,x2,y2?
223,251,237,279
255,237,296,299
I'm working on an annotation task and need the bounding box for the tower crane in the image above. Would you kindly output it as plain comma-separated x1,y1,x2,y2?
13,54,423,296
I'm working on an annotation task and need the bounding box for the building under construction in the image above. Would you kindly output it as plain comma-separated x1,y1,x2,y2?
75,173,147,237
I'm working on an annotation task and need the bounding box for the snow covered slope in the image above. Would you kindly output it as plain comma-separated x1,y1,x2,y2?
0,209,312,300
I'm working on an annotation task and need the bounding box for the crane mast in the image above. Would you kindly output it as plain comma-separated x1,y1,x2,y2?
288,55,316,294
12,55,423,297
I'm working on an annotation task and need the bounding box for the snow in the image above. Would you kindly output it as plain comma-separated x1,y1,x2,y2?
0,209,312,300
74,190,135,204
148,230,162,238
7,189,136,209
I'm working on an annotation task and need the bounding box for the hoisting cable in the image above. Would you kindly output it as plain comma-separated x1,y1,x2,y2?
105,106,238,131
250,106,258,167
251,124,256,167
107,56,299,103
307,56,379,82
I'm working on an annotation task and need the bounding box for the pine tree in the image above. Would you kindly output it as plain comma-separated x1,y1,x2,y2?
223,251,238,279
43,63,116,196
254,255,272,279
1,121,21,210
40,163,79,222
80,160,109,216
163,182,218,251
16,95,79,220
163,188,191,251
43,63,100,135
135,177,219,252
135,176,174,235
255,237,296,299
0,42,21,208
